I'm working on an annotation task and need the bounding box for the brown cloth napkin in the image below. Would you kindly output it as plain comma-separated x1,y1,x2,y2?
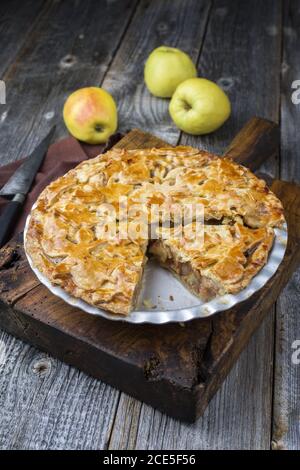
0,133,123,238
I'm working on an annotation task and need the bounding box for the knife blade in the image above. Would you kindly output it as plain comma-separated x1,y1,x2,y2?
0,126,56,247
0,126,56,197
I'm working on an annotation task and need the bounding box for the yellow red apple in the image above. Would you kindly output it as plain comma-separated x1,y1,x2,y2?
63,87,118,144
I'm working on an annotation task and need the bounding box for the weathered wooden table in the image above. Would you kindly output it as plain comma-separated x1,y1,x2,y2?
0,0,299,450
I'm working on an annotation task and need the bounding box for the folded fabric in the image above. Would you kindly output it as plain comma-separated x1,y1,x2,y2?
0,133,123,237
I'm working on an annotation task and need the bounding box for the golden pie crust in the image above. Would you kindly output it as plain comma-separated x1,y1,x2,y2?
25,146,285,315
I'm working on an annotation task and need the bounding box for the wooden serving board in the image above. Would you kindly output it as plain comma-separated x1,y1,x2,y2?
0,118,299,422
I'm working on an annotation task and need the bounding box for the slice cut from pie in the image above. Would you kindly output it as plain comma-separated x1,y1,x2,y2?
25,145,285,315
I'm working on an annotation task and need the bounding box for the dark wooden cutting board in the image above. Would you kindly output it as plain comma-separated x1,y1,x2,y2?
0,118,299,422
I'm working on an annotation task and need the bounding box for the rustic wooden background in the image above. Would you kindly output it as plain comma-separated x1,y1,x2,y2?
0,0,299,450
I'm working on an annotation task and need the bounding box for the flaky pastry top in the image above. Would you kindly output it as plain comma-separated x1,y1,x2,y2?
25,146,285,314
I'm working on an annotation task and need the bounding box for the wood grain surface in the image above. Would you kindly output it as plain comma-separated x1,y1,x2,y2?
108,0,286,450
272,0,300,450
0,0,138,161
0,121,299,441
102,0,211,143
0,0,46,78
0,0,299,450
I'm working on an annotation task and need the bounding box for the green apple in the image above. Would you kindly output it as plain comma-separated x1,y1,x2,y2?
169,78,231,135
144,46,197,98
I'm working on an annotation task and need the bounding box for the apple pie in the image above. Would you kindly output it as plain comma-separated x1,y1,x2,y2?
25,146,285,315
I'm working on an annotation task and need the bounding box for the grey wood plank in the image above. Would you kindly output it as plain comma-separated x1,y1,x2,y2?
272,0,300,450
180,0,280,448
0,0,138,164
0,0,139,450
180,0,282,165
0,0,211,449
0,0,46,78
109,0,282,450
109,316,274,450
280,0,300,184
273,271,300,450
0,333,119,449
102,0,212,143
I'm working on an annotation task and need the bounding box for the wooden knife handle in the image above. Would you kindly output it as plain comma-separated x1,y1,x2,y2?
223,116,279,171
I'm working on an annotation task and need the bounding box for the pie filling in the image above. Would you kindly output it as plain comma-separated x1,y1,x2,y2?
25,146,285,315
148,220,276,302
149,240,220,301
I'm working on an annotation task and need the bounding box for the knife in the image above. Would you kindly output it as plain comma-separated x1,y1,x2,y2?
0,126,56,247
